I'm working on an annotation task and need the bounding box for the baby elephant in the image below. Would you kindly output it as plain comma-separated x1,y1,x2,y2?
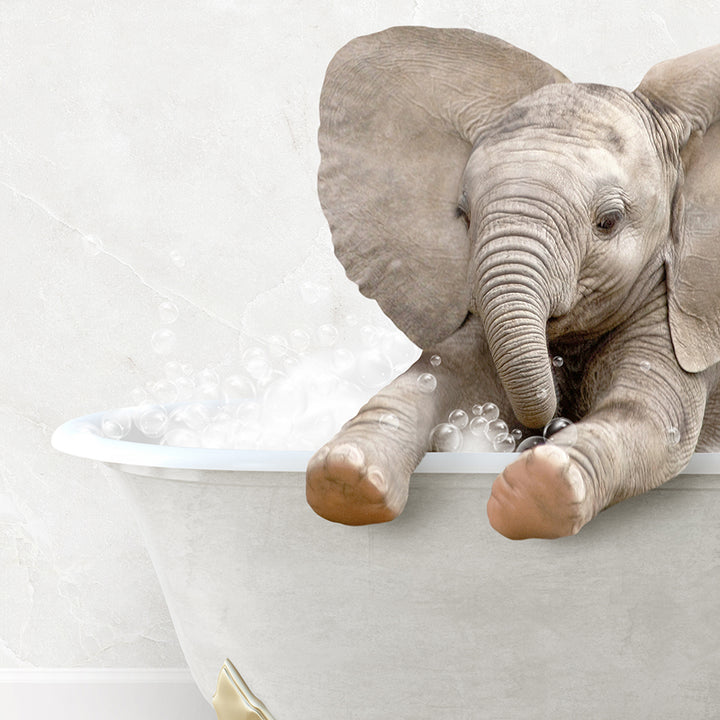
306,27,720,539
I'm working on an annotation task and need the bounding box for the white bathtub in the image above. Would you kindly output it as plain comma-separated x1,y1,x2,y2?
52,407,720,719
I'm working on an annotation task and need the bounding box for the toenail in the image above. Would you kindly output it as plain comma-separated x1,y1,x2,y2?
566,465,586,502
334,444,363,465
367,469,387,493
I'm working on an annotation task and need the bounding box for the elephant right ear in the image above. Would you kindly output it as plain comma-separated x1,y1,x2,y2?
636,45,720,373
318,27,569,346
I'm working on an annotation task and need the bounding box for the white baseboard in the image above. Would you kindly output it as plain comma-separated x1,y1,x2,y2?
0,668,217,720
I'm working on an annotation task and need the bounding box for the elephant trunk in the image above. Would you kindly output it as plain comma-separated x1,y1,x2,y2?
473,239,560,429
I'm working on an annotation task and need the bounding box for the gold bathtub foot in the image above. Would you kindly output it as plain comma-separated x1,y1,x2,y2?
212,659,276,720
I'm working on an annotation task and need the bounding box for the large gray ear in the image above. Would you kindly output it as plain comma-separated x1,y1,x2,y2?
636,45,720,373
318,26,569,346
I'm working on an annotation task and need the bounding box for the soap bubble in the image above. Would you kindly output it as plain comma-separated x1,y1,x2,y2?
174,403,212,431
101,409,133,440
429,423,463,452
416,373,437,394
196,367,220,386
257,368,285,392
282,353,299,369
357,349,394,389
485,419,509,442
195,382,222,403
288,328,311,353
378,413,400,432
212,407,235,424
264,334,289,358
174,376,195,401
552,356,564,368
222,374,255,401
258,415,295,449
330,383,367,428
360,324,380,348
151,379,178,404
312,372,338,397
263,378,307,419
535,387,549,401
517,435,545,452
314,411,338,439
169,250,186,268
667,426,680,445
544,417,578,446
164,360,185,382
161,428,201,448
233,399,261,428
448,409,469,430
232,423,263,450
493,433,516,452
136,405,169,438
151,328,177,355
381,332,418,366
430,354,442,367
380,335,418,374
344,313,359,327
543,417,572,438
286,410,334,449
201,420,240,449
510,428,523,441
469,416,488,436
158,300,179,324
639,360,651,372
130,386,148,406
332,348,356,376
479,402,499,422
317,324,339,347
82,234,103,256
76,421,102,437
242,347,272,382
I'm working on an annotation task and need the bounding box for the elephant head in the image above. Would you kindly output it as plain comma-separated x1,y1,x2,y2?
317,27,720,429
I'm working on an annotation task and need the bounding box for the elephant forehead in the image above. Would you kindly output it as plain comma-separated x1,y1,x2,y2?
465,137,629,201
482,83,653,156
465,91,663,202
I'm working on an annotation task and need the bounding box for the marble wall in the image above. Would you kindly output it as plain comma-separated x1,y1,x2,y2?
1,0,717,670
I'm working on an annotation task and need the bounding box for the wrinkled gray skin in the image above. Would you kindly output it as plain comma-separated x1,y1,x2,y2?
306,27,720,539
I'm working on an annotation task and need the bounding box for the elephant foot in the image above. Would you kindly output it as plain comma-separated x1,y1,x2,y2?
487,444,591,540
306,441,409,525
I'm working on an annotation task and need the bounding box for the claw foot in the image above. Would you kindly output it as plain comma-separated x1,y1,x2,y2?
306,441,408,525
487,444,591,540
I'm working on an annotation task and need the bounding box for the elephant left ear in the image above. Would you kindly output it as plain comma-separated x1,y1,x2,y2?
636,45,720,373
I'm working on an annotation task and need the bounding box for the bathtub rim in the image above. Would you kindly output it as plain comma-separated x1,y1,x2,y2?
51,407,720,475
51,407,512,473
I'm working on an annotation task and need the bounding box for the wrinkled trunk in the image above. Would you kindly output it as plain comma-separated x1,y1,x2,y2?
474,247,558,429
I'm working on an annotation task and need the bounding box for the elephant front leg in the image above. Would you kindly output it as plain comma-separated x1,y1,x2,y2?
487,442,591,539
487,322,711,540
305,358,452,525
306,317,507,525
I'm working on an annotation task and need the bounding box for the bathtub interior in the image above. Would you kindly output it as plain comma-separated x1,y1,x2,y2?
52,409,720,719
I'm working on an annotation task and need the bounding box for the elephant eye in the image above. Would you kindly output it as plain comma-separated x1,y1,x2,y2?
456,205,470,229
456,192,470,229
595,209,624,234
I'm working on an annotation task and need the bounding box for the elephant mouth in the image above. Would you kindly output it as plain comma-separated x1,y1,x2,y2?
546,294,634,343
546,314,578,341
546,313,599,343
